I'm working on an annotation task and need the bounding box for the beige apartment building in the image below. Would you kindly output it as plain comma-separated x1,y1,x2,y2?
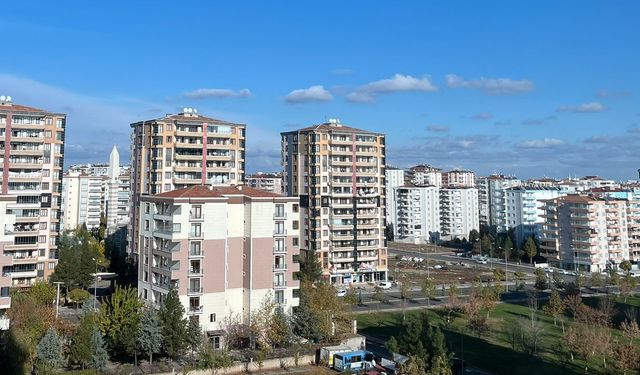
136,185,299,345
0,98,66,328
281,120,387,284
129,108,245,255
247,172,283,195
540,195,630,272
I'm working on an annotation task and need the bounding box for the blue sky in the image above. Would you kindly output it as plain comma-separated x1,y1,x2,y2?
1,1,638,179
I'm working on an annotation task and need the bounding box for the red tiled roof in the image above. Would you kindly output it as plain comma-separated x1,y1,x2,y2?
292,123,380,134
214,185,283,198
155,185,223,198
0,104,48,113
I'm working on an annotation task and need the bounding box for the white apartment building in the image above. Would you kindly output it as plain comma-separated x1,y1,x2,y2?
504,186,565,246
246,172,283,195
62,171,103,230
406,164,442,188
104,146,130,233
540,195,630,272
393,185,440,243
385,167,405,227
440,187,479,241
477,175,521,232
0,196,16,330
137,185,300,347
442,169,475,188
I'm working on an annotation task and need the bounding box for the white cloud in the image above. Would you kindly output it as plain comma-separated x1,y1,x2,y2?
596,90,632,98
346,74,438,103
519,138,565,149
556,102,607,113
521,115,556,125
184,88,251,99
284,85,333,104
426,125,449,132
445,74,534,95
470,112,493,120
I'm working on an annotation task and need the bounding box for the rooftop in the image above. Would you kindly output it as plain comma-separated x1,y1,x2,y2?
284,122,381,135
153,184,284,199
132,112,244,127
0,102,64,116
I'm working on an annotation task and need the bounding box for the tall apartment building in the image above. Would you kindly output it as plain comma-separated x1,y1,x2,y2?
129,108,246,255
477,175,521,232
136,185,299,345
246,172,283,195
104,146,131,233
61,171,103,230
281,120,387,284
439,187,479,241
504,186,565,246
0,196,16,330
0,97,66,295
540,195,630,272
385,167,405,227
442,169,475,188
392,185,440,243
406,164,442,188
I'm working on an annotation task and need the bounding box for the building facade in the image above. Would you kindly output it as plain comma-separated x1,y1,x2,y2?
442,169,475,188
0,98,66,293
128,108,246,255
281,120,387,284
540,195,630,272
439,187,479,241
61,172,103,230
136,185,299,344
477,175,521,232
406,164,442,189
504,186,564,246
384,167,405,227
0,196,16,330
246,172,283,195
392,185,440,243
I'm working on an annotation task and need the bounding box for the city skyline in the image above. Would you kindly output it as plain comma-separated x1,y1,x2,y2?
1,1,639,179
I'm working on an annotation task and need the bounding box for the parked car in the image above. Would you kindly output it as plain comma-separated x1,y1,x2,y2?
476,259,487,264
336,289,347,297
378,281,393,289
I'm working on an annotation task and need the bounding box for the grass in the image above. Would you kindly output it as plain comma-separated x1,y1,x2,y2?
357,295,640,375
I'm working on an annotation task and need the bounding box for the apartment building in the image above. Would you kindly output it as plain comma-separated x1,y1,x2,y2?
477,175,521,232
0,98,66,294
540,195,630,272
61,171,103,230
246,172,283,195
440,187,479,241
504,186,565,246
136,185,299,345
129,108,246,255
0,196,16,330
385,167,405,227
281,120,387,284
104,146,130,233
442,169,475,188
406,164,442,188
392,185,440,243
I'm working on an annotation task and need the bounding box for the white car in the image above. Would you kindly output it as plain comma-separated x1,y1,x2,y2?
336,289,347,297
378,281,393,289
476,259,487,264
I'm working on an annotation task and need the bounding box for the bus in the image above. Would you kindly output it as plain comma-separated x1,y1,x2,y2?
333,350,376,372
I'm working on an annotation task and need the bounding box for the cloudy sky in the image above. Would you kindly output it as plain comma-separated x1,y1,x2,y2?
1,1,639,179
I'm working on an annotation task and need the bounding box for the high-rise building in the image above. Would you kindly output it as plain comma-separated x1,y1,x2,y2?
0,97,66,299
504,186,565,246
136,185,300,346
281,120,387,284
105,146,131,233
0,195,17,330
61,171,103,230
384,167,405,227
439,187,479,241
406,164,442,188
477,175,521,232
392,185,440,243
442,169,475,188
246,172,283,194
540,195,630,272
128,108,246,255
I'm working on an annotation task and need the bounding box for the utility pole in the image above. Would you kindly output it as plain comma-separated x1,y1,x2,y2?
505,250,508,292
53,281,64,318
92,257,98,310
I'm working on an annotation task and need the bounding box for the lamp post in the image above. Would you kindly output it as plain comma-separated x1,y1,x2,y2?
53,281,64,318
92,257,98,310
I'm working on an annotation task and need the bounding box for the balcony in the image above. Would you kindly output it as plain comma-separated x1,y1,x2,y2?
273,263,287,271
187,287,203,295
189,213,204,222
188,268,204,276
273,281,287,289
273,246,287,254
189,231,203,239
3,270,38,279
189,249,204,258
275,298,288,306
273,229,287,236
188,305,204,314
274,211,287,220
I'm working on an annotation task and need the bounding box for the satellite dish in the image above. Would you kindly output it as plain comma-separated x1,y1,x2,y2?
0,96,5,101
6,96,11,102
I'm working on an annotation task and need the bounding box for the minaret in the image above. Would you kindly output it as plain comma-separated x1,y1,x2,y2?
108,145,119,181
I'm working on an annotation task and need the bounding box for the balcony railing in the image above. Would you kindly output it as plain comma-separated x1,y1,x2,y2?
188,287,203,294
273,281,287,288
189,231,203,239
189,268,204,275
273,246,286,253
273,263,287,271
189,213,204,221
273,229,287,236
274,212,287,219
188,305,204,313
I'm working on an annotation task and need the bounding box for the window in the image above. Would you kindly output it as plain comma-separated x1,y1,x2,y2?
191,224,201,237
213,336,221,350
165,172,172,179
39,222,47,230
292,220,299,230
43,170,50,177
143,289,148,299
37,263,44,270
190,242,201,256
275,221,285,235
191,205,202,219
40,209,48,217
275,204,285,218
48,262,55,270
145,203,150,214
38,235,46,243
144,220,150,231
0,287,9,297
210,313,216,323
292,237,299,246
292,204,299,213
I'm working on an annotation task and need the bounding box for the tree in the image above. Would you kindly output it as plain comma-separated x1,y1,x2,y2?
480,234,493,257
51,228,107,295
590,272,603,288
619,274,638,302
299,252,323,282
293,280,351,343
468,229,480,243
159,288,188,359
620,260,632,273
386,336,399,353
523,237,537,264
30,282,56,306
492,268,505,282
533,268,548,290
99,285,142,359
373,286,388,304
447,283,459,307
268,307,293,348
543,289,565,326
69,288,91,309
137,307,163,366
70,313,97,369
91,328,109,373
199,346,233,375
421,277,436,307
35,328,66,374
186,318,203,359
552,273,565,290
397,273,411,321
502,236,514,261
385,223,395,242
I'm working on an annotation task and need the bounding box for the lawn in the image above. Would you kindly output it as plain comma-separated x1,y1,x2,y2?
357,295,640,375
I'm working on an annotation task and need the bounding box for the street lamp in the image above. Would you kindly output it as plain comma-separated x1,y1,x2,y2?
53,281,64,318
92,257,98,310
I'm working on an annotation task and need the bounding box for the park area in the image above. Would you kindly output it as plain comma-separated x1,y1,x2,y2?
358,294,640,374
